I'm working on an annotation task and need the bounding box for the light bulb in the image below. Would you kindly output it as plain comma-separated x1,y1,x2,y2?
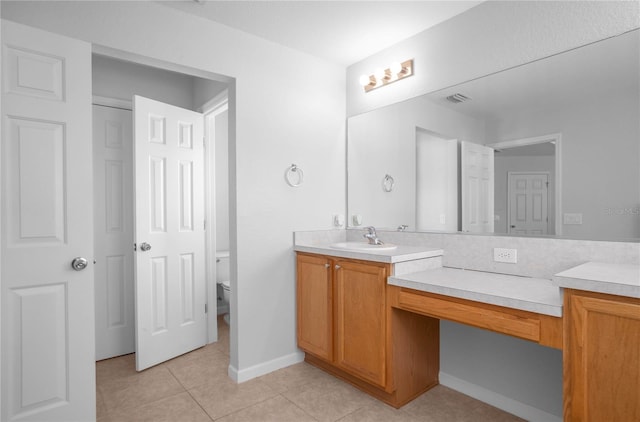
390,62,403,75
359,74,371,86
374,68,385,82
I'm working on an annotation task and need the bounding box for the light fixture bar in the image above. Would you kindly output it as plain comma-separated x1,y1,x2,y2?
360,59,414,93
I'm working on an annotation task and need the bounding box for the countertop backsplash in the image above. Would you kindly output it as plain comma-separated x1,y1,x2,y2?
342,229,640,280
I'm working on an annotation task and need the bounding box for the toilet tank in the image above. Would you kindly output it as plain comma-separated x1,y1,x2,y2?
216,250,230,282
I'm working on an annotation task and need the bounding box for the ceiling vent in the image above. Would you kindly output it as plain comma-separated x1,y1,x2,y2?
446,93,471,104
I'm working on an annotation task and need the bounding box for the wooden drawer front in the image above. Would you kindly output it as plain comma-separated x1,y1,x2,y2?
398,290,540,342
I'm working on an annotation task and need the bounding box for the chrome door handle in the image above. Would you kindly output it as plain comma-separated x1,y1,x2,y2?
140,242,152,252
71,257,88,271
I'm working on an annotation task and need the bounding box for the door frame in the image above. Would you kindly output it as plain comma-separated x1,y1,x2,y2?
506,171,551,235
90,50,229,349
488,133,562,236
201,90,229,344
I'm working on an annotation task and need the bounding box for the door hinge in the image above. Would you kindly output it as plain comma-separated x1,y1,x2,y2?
204,219,206,230
134,243,137,251
205,303,208,314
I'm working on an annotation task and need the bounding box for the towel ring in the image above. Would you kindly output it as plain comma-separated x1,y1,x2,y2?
285,164,304,187
382,174,394,192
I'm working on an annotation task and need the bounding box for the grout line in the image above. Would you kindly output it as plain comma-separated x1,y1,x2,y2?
280,394,322,421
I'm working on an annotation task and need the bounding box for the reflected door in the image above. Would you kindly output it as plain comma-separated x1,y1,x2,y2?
461,141,494,233
508,172,549,235
133,96,207,371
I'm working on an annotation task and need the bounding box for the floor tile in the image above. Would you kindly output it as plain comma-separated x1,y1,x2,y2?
337,399,418,422
216,395,317,422
99,364,185,413
189,377,279,420
258,362,333,394
283,374,376,422
104,392,212,422
96,353,138,384
165,349,229,390
401,385,523,422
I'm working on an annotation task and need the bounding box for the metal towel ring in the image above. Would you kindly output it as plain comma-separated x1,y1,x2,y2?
285,164,304,187
382,174,394,192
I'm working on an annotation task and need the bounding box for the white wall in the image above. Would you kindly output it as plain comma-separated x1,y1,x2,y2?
347,1,640,116
93,54,196,110
416,129,458,232
1,1,346,379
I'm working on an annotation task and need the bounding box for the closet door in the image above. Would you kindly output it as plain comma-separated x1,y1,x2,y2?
1,20,95,421
93,104,135,360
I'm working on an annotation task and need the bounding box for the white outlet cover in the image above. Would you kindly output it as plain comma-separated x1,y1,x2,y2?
493,248,518,264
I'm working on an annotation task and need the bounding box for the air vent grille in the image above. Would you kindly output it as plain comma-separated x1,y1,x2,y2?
446,93,471,103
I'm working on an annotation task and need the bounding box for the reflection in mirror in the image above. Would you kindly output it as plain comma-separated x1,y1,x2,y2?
347,29,639,241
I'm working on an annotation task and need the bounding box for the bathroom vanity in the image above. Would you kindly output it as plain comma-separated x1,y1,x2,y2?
294,237,640,420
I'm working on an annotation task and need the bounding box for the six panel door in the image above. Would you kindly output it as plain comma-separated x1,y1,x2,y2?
1,20,95,421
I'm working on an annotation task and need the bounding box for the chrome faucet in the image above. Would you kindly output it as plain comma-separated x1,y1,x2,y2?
363,226,384,245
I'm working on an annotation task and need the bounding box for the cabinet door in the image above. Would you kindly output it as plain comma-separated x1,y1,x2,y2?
334,259,388,388
566,292,640,421
297,254,333,361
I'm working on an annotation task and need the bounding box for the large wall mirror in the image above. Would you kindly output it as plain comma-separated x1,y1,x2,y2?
347,29,639,241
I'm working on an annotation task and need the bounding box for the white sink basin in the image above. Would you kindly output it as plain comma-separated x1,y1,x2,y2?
329,242,397,251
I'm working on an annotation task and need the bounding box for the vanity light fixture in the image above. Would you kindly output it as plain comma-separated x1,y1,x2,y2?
359,59,413,93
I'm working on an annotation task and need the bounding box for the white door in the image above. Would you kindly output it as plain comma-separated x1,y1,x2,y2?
133,95,207,371
1,20,95,421
508,172,549,235
93,104,135,360
461,141,494,233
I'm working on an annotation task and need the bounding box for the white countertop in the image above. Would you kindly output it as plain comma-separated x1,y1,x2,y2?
293,243,443,263
388,267,563,317
552,262,640,298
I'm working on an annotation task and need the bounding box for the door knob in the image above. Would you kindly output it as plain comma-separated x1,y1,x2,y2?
71,257,88,271
140,242,152,252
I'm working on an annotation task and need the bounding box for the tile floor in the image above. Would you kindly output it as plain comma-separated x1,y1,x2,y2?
96,316,524,422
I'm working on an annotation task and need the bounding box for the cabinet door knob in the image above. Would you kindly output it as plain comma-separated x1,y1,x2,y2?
325,263,330,268
335,265,341,270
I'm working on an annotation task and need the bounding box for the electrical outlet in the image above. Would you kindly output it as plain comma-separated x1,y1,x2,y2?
494,248,518,264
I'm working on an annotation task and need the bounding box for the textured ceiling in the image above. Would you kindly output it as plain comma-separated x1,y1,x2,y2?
158,1,482,66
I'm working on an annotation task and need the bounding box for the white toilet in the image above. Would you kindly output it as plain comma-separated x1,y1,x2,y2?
216,251,231,325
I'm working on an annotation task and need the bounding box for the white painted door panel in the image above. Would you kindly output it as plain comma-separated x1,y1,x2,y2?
93,105,135,360
133,96,206,371
1,20,95,421
508,172,549,235
461,141,494,233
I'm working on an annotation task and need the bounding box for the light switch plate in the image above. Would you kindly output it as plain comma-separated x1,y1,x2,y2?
563,213,583,225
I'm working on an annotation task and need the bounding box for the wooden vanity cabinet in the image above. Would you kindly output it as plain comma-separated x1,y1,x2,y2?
296,253,389,387
334,258,388,388
296,252,439,407
296,253,333,361
564,289,640,421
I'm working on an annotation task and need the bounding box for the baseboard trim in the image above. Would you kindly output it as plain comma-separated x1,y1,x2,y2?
228,350,305,383
439,372,562,422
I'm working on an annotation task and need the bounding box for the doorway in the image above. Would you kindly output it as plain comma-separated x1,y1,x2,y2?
489,133,561,236
91,54,229,365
